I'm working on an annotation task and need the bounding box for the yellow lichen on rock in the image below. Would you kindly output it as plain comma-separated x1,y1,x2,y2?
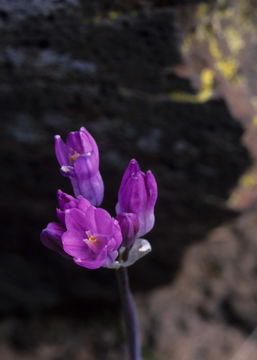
239,171,257,188
170,68,214,103
216,57,238,80
224,26,244,54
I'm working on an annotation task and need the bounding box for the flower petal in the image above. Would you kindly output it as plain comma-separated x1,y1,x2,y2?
40,222,66,256
145,170,158,209
55,135,69,166
116,212,139,247
60,165,75,178
57,189,77,210
119,159,140,194
74,156,104,206
84,234,107,254
94,208,113,234
62,229,88,259
64,208,86,235
66,131,83,154
80,127,99,160
74,247,107,269
77,196,91,212
56,208,65,224
74,152,98,177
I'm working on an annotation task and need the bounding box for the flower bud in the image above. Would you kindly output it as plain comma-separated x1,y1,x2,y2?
55,127,104,206
116,159,157,238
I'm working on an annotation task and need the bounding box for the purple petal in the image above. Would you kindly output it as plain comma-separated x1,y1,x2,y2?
62,208,90,258
57,189,78,210
82,206,97,230
56,208,65,224
77,196,91,212
113,220,123,248
118,172,147,214
40,222,66,256
105,221,122,263
74,152,98,177
60,165,75,178
94,208,113,234
119,159,140,193
116,212,139,247
105,248,118,266
137,212,155,238
80,127,99,160
55,135,69,166
74,247,107,269
84,234,107,254
62,229,88,259
64,208,87,235
145,170,158,209
74,156,104,206
66,131,83,154
70,177,80,198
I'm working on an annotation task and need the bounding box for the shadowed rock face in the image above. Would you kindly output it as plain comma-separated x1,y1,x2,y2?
0,0,250,329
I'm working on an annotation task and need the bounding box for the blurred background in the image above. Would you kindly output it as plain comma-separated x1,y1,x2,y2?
1,0,257,359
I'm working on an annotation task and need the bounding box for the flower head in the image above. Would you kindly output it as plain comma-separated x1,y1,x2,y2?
63,206,122,269
116,159,157,239
55,127,104,206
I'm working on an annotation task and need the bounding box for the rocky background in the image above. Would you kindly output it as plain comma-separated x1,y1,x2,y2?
1,0,257,359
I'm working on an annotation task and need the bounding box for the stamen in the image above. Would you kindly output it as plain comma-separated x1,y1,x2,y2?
86,231,97,242
70,152,81,161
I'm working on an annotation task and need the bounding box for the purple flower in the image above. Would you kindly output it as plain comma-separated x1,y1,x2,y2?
41,190,122,269
116,159,157,239
62,206,122,269
55,127,104,206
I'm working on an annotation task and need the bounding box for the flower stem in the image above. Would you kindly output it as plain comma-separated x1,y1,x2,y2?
116,267,142,360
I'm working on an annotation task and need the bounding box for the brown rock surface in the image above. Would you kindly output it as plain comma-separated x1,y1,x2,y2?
138,205,257,359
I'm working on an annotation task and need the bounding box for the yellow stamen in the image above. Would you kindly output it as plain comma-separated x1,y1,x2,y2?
87,232,97,242
70,152,81,161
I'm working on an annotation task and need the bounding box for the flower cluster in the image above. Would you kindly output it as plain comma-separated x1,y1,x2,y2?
41,127,157,269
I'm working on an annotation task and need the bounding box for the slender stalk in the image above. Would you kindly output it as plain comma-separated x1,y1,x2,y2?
116,267,142,360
